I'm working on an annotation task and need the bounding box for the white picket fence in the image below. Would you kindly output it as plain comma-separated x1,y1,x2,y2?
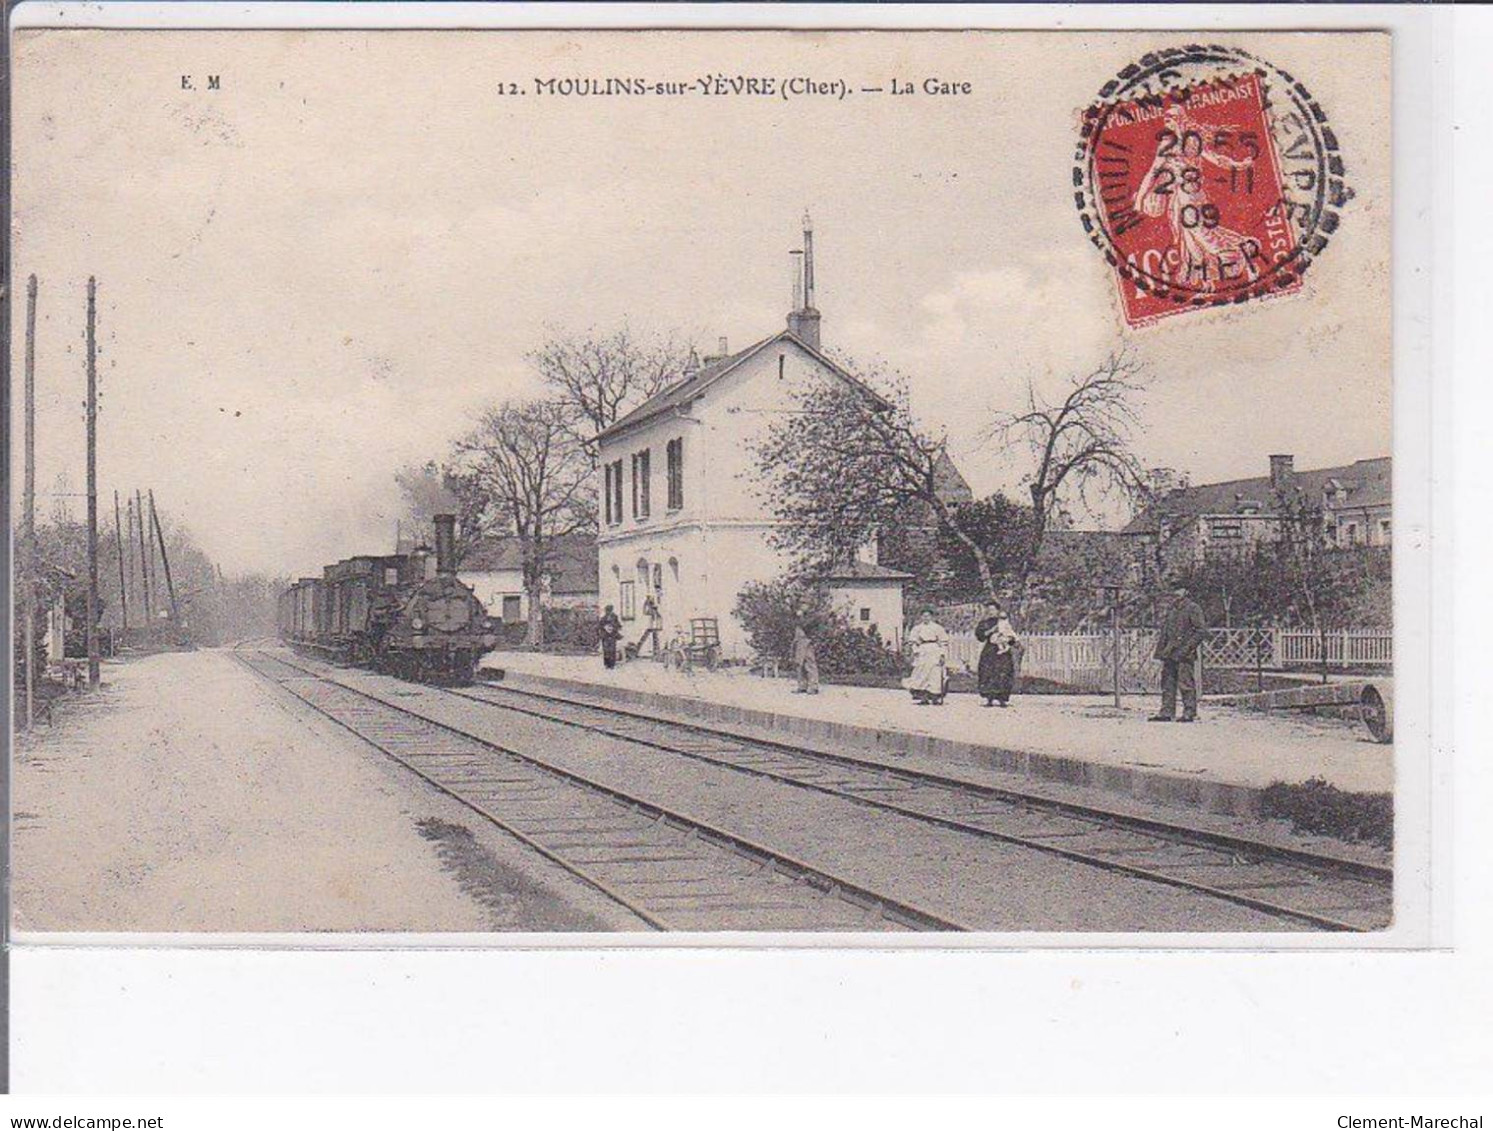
947,626,1391,693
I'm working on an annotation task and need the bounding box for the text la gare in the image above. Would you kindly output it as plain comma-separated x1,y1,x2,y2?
890,78,973,96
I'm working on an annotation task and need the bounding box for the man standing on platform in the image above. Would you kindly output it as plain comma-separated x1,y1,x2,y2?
1150,578,1207,723
792,622,819,695
599,604,623,670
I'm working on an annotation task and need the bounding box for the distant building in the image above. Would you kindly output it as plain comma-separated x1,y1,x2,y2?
592,215,911,657
458,532,600,625
1123,454,1392,568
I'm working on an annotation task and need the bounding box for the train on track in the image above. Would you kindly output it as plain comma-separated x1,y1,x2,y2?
277,513,498,683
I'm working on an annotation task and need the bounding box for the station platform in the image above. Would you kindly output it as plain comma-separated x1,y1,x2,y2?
481,650,1393,827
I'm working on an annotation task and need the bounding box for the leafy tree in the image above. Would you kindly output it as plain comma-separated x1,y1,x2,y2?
751,361,1008,600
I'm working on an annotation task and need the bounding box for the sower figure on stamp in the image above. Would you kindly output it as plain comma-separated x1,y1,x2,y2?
1150,578,1207,723
598,604,623,670
792,622,820,695
974,599,1019,708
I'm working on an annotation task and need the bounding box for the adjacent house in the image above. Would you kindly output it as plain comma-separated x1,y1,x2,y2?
458,532,600,625
592,215,910,658
1123,454,1392,569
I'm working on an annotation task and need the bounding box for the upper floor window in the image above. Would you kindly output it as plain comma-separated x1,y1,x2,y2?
667,437,684,510
632,448,651,519
604,459,623,525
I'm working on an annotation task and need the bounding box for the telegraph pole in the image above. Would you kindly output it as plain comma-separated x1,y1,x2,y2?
136,487,153,628
150,490,179,622
22,274,37,727
114,489,129,642
1099,582,1122,709
85,277,100,686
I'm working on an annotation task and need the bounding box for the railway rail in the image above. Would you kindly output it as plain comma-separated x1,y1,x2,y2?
447,678,1393,932
235,649,969,932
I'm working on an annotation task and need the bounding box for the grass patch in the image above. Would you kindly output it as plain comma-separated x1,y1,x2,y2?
1260,777,1393,848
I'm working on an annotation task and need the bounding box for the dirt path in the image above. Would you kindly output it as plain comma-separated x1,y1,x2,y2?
12,649,646,933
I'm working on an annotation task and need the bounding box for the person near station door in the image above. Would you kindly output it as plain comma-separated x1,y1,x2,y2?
792,622,820,695
642,593,662,658
598,604,623,670
974,598,1020,708
1150,578,1208,722
903,608,951,706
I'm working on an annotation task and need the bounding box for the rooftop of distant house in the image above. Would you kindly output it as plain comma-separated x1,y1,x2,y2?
1122,455,1392,535
818,559,914,583
460,531,600,594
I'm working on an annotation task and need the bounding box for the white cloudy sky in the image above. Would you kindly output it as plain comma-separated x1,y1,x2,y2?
10,29,1391,576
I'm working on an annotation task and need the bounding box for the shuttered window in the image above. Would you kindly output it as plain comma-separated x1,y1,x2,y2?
632,449,651,519
667,437,684,510
605,459,623,525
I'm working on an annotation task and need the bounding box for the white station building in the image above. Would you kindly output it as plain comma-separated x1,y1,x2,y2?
593,217,910,659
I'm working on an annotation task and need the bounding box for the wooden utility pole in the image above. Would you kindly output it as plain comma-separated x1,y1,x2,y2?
136,487,153,626
85,277,100,686
22,273,37,728
1099,582,1122,709
114,489,129,640
149,490,179,622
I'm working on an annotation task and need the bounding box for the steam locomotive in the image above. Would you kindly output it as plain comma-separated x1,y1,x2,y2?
277,514,498,683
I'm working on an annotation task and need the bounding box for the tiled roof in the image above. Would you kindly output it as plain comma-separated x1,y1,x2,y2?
1122,457,1391,535
461,532,599,593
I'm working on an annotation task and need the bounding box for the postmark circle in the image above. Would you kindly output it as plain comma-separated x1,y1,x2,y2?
1073,45,1350,327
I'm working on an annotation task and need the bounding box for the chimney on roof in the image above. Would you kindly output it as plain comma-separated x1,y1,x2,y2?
786,211,822,350
433,514,457,576
1149,467,1180,496
1269,454,1295,492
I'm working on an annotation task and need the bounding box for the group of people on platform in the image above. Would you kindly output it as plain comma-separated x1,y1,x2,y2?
902,601,1019,708
596,580,1210,722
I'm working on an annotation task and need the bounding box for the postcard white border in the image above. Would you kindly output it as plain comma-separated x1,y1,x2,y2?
7,0,1482,1095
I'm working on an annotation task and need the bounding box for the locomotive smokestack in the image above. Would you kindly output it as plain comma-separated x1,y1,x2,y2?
433,514,457,575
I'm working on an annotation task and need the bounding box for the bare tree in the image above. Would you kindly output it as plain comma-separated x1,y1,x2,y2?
453,398,595,646
987,351,1151,587
530,324,694,459
752,363,1008,601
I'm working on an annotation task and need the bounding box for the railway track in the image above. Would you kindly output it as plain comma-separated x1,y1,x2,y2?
236,650,969,932
447,678,1393,932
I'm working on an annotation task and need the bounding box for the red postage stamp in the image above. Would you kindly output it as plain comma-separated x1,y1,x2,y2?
1075,49,1349,328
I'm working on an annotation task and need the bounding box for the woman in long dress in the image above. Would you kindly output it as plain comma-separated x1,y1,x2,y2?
974,599,1019,708
903,609,950,706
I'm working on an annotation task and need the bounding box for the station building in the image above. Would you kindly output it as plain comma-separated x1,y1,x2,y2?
592,217,910,659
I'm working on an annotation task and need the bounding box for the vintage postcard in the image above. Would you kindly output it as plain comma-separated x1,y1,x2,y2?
8,23,1407,942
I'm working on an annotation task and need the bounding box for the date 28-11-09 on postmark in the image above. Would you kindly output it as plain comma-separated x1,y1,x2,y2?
1074,47,1351,328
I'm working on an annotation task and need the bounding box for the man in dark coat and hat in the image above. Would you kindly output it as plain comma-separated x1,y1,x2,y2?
598,604,623,669
1151,578,1207,722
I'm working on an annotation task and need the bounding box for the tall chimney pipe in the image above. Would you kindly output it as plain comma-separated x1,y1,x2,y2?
802,211,815,310
433,513,457,575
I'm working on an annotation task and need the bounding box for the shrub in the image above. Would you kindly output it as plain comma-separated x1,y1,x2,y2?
541,605,601,652
1259,777,1393,848
734,579,904,677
